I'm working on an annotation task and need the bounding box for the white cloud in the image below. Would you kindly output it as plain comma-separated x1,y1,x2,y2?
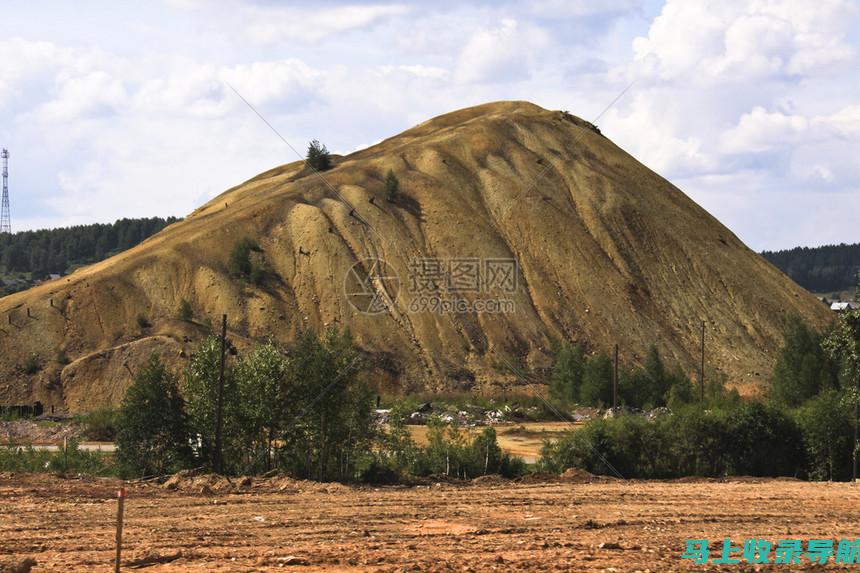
380,64,449,80
455,18,550,83
720,106,810,153
2,0,859,252
632,0,856,82
39,71,127,122
245,4,411,44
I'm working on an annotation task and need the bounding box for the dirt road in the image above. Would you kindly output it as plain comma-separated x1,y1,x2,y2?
1,473,858,572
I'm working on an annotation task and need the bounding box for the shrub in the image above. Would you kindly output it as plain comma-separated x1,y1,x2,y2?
306,139,331,172
177,299,193,322
136,313,151,329
539,402,805,479
0,441,113,476
228,238,266,285
80,408,119,441
405,418,526,479
22,354,41,375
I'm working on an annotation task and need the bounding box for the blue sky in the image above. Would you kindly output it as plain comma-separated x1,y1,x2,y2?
0,0,858,250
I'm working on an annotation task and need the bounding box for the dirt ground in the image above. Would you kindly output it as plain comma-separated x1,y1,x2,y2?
1,473,859,572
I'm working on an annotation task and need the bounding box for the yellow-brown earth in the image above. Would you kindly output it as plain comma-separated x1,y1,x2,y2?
0,101,830,411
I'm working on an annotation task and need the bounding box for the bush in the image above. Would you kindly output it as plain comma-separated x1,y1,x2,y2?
306,140,331,172
228,238,266,285
22,354,41,375
539,402,805,479
116,355,193,477
177,299,193,322
136,313,151,329
80,408,118,441
405,418,526,480
0,441,113,476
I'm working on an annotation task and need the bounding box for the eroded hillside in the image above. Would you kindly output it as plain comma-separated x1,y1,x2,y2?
0,101,831,411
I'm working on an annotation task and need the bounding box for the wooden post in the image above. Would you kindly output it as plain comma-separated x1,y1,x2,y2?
115,488,126,573
213,314,227,474
27,307,31,318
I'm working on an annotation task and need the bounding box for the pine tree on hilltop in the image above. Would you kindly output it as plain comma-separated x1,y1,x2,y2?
306,140,332,172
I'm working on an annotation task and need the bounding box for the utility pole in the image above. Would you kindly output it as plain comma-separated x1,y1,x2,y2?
1,149,10,234
213,314,227,474
613,344,619,410
854,401,858,482
700,320,705,407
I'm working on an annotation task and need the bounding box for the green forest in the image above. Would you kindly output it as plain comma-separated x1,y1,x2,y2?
762,242,860,294
0,216,179,296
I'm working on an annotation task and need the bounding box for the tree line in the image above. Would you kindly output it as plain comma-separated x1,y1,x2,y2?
0,216,179,279
543,306,860,481
115,328,523,482
548,342,739,411
761,242,860,293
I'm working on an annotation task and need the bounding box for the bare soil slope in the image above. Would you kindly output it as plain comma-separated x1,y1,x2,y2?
0,101,830,411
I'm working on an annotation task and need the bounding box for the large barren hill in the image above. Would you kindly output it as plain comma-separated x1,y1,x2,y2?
0,101,830,412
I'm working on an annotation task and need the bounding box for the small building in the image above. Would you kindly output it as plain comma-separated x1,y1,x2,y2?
830,301,857,312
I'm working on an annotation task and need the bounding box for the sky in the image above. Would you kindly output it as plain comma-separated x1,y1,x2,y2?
0,0,858,251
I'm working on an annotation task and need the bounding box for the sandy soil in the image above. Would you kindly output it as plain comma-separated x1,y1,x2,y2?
1,473,858,572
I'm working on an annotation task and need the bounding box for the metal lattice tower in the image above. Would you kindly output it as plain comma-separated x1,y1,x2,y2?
0,149,10,234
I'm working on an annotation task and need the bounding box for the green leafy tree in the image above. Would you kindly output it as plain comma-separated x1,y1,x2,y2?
822,306,860,478
549,342,585,404
384,169,399,202
722,402,803,477
795,390,854,480
115,355,193,477
306,139,332,171
580,351,613,406
770,315,838,406
666,370,696,408
183,336,242,473
278,328,376,481
235,343,288,473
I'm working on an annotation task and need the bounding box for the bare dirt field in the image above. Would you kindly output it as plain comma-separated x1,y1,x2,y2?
1,473,859,572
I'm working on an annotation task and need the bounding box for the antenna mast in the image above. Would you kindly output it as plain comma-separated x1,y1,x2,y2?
1,149,10,234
